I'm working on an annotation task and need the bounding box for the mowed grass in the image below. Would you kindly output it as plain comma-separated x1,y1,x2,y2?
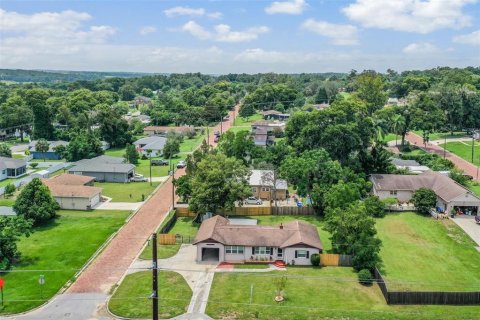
108,271,192,319
134,156,186,178
376,212,480,291
0,198,15,206
0,210,130,315
440,141,480,166
413,130,469,141
140,217,199,260
468,181,480,197
97,181,159,202
233,113,262,127
206,267,479,320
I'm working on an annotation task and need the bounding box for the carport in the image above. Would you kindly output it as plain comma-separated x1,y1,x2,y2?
201,248,219,261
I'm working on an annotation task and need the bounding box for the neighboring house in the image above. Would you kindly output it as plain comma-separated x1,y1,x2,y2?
387,97,407,106
251,121,286,133
123,112,151,124
0,157,27,181
371,171,480,215
28,140,68,160
261,110,290,121
193,215,323,265
68,155,135,183
391,158,430,174
249,170,288,201
134,96,152,107
144,126,195,136
252,127,275,147
43,173,102,210
133,136,167,157
311,103,329,111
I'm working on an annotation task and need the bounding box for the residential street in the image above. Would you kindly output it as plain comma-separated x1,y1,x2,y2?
405,132,480,181
5,106,238,320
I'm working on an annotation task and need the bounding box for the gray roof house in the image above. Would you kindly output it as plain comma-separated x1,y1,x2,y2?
133,136,167,157
193,215,322,265
371,171,480,216
67,155,135,183
0,157,27,181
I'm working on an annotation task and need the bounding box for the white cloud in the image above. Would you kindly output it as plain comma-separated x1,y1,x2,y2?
453,30,480,46
265,0,307,15
208,12,223,19
402,42,440,54
342,0,475,34
180,21,269,42
139,26,157,35
301,19,358,45
164,6,205,17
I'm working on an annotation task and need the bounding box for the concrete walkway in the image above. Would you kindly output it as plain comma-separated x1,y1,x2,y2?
405,132,480,181
451,216,480,249
95,200,143,211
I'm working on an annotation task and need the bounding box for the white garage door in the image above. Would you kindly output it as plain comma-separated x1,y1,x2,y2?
91,194,101,207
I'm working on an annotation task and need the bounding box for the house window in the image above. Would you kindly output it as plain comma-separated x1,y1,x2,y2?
262,187,270,192
254,246,271,255
390,190,397,196
225,246,244,254
251,187,257,193
296,250,308,258
277,248,283,257
1,170,5,175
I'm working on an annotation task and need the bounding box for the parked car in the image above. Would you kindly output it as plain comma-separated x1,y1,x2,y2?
130,173,147,182
151,159,168,166
214,136,220,143
177,160,187,169
244,197,262,205
475,216,480,224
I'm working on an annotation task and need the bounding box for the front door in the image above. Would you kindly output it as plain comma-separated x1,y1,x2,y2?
277,248,283,258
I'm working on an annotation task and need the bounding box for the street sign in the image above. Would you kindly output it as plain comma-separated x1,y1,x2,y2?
39,275,45,285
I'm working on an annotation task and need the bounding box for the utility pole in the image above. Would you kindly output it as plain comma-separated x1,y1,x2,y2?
172,167,175,210
152,233,158,320
472,134,475,164
444,134,447,159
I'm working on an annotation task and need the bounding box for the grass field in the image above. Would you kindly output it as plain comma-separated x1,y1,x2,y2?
0,198,15,206
376,212,480,291
97,181,159,202
233,113,262,127
234,264,270,269
140,217,199,260
440,141,480,166
468,181,480,197
413,130,469,141
0,210,130,315
206,266,479,320
108,271,191,319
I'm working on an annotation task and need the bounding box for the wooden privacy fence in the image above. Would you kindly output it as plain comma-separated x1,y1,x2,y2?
175,205,315,217
158,234,176,245
320,254,352,267
373,268,480,305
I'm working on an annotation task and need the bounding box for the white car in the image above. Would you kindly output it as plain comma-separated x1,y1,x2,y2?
177,161,187,169
244,197,262,205
130,174,147,182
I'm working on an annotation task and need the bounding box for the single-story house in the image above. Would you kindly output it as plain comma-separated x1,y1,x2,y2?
249,170,288,201
133,136,167,157
193,215,323,265
134,96,152,106
390,158,430,174
251,120,286,133
143,125,195,136
28,140,69,160
68,155,135,183
371,171,480,216
252,127,275,147
0,157,27,181
43,174,102,210
261,110,290,121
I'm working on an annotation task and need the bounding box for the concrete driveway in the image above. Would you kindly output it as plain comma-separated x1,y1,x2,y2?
451,216,480,248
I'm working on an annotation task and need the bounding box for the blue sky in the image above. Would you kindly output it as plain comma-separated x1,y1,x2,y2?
1,0,479,73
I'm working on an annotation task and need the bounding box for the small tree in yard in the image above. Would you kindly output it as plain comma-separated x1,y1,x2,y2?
310,253,321,267
412,188,437,215
35,139,50,162
274,275,288,302
124,143,139,165
364,195,386,218
163,139,180,159
358,269,373,285
30,162,39,169
14,178,59,226
4,183,16,198
0,216,32,270
0,143,12,157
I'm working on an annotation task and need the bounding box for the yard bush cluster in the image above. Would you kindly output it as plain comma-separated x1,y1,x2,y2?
400,152,454,171
358,269,373,285
412,188,437,215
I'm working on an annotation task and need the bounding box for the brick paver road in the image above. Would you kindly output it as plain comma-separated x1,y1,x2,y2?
405,132,480,182
68,105,239,293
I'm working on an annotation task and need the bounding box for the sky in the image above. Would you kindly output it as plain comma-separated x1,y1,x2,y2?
0,0,479,74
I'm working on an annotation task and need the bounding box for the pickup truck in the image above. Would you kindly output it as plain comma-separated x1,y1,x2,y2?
151,159,168,166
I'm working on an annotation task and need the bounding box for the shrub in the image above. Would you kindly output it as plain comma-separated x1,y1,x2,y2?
412,187,437,215
4,184,16,198
310,253,320,266
30,162,39,169
364,195,385,218
141,154,148,160
358,269,373,285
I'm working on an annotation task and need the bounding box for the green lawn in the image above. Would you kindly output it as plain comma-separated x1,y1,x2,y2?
207,266,478,320
383,133,398,143
233,113,262,127
234,264,270,269
108,271,192,319
468,181,480,197
104,147,126,157
0,198,15,206
376,212,480,291
413,130,469,141
97,181,159,202
134,156,187,178
0,177,22,188
179,133,207,153
440,141,480,166
0,210,130,315
140,217,199,260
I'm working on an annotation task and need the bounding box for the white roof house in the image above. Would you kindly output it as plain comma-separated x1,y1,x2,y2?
133,136,168,157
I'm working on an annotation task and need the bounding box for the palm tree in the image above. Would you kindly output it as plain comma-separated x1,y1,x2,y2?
391,114,405,146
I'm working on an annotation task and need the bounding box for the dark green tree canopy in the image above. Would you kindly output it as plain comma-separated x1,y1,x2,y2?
14,178,59,225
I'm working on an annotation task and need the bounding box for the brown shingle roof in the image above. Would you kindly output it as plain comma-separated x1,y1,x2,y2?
47,173,95,186
43,173,101,199
371,171,479,202
193,216,322,249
